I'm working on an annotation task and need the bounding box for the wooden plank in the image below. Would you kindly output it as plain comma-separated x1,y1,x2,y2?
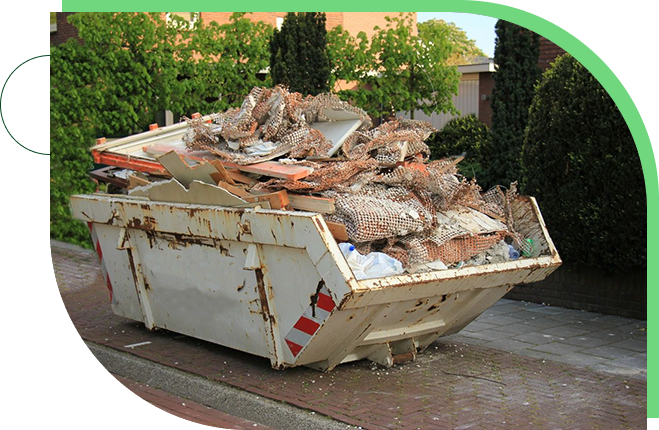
288,195,335,214
227,170,258,186
209,160,236,185
326,221,349,241
145,143,314,180
221,160,313,181
244,190,290,210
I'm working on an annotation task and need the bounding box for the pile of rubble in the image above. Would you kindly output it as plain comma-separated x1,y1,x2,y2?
98,85,532,276
176,86,531,271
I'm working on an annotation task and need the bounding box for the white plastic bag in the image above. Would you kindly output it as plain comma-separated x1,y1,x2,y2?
339,243,404,280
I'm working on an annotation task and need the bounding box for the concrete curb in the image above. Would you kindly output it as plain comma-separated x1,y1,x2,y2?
86,341,352,430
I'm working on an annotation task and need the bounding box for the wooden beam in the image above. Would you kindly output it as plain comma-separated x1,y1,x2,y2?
209,160,236,185
244,190,290,210
226,170,258,186
288,195,335,214
145,143,313,180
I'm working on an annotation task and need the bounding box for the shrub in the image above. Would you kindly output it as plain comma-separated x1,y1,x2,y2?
482,20,540,187
427,115,490,182
521,54,646,273
50,41,98,247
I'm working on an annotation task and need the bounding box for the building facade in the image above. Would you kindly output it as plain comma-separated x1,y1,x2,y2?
50,12,415,46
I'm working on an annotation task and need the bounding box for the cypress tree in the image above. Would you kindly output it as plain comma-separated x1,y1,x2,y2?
269,12,330,95
482,20,540,188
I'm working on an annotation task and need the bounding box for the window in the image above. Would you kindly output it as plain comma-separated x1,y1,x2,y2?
276,17,284,30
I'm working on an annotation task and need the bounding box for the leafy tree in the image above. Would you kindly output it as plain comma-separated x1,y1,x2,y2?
427,115,491,180
328,13,460,119
270,12,330,95
522,54,646,273
68,12,178,136
481,20,540,188
418,19,487,65
173,13,273,116
50,12,272,245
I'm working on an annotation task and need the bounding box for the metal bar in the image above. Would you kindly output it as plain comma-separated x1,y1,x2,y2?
124,230,156,329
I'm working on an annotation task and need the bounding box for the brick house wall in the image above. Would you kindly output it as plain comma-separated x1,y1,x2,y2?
538,36,567,70
50,12,410,46
478,71,494,127
342,12,416,38
50,12,81,46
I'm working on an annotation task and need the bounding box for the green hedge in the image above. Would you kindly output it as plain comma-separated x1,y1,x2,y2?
521,54,646,273
427,115,491,183
50,13,272,246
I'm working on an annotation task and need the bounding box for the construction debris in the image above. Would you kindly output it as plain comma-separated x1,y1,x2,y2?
94,85,536,272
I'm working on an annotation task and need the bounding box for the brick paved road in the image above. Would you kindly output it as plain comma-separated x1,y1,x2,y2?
52,242,646,429
115,374,270,429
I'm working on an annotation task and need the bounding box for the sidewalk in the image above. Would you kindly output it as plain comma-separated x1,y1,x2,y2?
115,373,271,429
52,240,646,429
452,299,646,379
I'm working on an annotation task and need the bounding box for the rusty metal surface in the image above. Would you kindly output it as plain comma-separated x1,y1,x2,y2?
71,193,560,370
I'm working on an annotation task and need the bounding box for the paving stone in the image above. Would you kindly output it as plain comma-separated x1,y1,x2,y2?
561,336,618,348
581,346,638,360
588,330,636,341
526,306,570,315
478,307,511,317
522,318,571,329
577,320,623,331
477,315,526,326
610,354,647,371
462,321,498,333
505,301,544,310
488,323,536,336
548,311,603,323
618,321,647,330
515,349,565,362
510,332,556,346
539,325,591,338
445,334,492,346
589,363,647,379
609,339,647,353
550,352,607,368
589,315,639,326
505,310,548,321
482,339,534,353
459,329,513,341
531,342,585,356
489,298,515,307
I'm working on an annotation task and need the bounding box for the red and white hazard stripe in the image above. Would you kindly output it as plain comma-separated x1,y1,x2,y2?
88,222,114,302
284,284,335,358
